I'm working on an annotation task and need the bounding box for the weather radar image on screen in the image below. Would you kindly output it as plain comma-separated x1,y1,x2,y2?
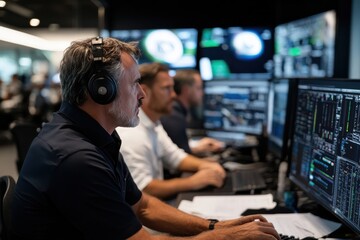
111,28,198,69
199,27,274,80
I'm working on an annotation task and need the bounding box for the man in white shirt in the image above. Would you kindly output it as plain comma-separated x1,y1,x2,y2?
116,62,226,200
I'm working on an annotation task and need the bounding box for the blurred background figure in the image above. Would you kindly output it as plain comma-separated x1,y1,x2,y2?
1,73,23,111
27,73,49,125
27,72,61,125
0,74,25,132
161,69,225,157
0,78,4,102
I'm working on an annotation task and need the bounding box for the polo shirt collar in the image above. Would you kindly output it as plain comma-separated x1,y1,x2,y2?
59,101,119,148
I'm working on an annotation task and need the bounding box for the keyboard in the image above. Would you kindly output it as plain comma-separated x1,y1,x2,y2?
279,234,318,240
230,169,266,192
279,234,300,240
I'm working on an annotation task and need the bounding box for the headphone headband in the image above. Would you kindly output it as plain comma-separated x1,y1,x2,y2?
91,37,103,62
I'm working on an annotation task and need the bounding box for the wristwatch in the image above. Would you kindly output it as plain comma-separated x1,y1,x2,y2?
208,219,219,230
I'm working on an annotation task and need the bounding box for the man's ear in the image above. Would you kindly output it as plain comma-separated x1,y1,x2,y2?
140,84,151,97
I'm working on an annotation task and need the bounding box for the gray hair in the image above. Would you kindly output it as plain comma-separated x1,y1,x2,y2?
60,37,141,105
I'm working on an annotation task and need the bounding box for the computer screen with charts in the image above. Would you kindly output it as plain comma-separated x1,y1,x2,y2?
267,78,297,161
203,80,269,140
274,10,336,78
110,28,198,69
289,78,360,234
199,27,274,81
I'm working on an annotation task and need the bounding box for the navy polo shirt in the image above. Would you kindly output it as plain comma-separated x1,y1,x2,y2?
161,100,191,154
12,101,142,240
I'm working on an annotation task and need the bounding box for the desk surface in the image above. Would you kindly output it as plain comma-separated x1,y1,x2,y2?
175,173,359,239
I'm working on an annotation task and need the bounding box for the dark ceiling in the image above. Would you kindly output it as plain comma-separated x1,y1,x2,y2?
0,0,347,30
0,0,101,29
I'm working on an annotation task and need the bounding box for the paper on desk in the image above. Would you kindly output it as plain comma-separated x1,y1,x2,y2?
262,213,342,239
178,200,223,220
178,194,276,220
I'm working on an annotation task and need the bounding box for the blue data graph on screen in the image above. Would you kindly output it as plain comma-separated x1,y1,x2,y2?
203,80,269,136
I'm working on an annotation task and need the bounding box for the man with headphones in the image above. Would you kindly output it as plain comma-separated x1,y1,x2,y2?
11,37,280,240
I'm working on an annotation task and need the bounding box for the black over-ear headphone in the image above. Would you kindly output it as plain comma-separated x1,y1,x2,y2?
88,36,117,105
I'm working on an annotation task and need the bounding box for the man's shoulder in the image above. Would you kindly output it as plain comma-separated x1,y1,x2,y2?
161,106,185,125
38,121,101,157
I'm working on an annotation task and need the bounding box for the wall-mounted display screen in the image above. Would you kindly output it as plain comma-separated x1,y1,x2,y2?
111,28,198,69
274,10,336,78
199,27,274,81
203,79,269,136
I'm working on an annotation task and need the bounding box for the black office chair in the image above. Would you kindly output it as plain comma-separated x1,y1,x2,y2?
0,175,16,240
9,120,40,173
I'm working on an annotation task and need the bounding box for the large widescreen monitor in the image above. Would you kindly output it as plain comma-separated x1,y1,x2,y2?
110,28,198,69
199,27,274,81
203,80,269,138
274,10,336,78
289,78,360,235
267,78,297,161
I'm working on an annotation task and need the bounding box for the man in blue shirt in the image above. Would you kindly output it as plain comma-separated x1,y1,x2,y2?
11,37,280,240
161,69,225,155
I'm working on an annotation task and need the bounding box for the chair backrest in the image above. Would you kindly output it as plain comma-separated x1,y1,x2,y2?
9,120,40,173
0,175,16,240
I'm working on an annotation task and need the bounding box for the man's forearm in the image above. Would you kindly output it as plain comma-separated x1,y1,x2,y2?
136,192,208,236
177,155,203,172
144,178,197,199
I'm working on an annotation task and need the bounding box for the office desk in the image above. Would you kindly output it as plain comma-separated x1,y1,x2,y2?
174,175,359,239
172,172,232,204
175,164,278,208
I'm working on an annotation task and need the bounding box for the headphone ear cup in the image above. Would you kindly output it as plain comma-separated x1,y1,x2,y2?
88,72,117,105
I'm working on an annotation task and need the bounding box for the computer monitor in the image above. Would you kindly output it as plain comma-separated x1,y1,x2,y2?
203,79,269,139
199,27,274,81
289,78,360,234
274,10,336,78
267,78,297,161
110,28,198,69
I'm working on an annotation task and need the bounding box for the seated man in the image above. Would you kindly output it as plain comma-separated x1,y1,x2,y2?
160,69,225,156
116,63,226,200
11,37,280,240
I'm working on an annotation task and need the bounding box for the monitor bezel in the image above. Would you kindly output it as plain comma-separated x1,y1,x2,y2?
267,78,298,162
